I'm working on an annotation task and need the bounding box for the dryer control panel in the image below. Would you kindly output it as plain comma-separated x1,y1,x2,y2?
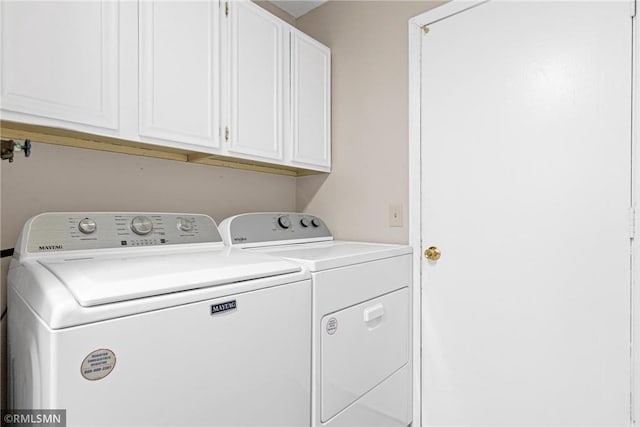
24,212,222,253
219,213,332,246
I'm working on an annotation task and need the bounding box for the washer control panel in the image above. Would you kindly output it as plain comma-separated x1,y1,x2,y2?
222,213,332,246
25,213,222,253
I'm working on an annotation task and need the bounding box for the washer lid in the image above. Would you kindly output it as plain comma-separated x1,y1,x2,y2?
39,250,301,307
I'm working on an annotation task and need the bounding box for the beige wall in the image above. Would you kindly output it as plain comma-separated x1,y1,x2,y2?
0,144,296,250
296,0,444,244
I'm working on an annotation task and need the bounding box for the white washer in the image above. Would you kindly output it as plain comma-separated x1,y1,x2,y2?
8,212,312,426
219,212,413,427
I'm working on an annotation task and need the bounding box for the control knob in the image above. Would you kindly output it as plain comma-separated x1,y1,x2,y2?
311,218,321,227
78,218,97,234
277,216,291,229
131,216,153,235
300,217,310,228
177,217,194,232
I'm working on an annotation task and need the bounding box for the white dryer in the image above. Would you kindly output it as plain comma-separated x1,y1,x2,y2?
219,213,412,427
8,212,312,426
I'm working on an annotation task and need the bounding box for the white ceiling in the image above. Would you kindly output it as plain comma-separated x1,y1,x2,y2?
270,0,327,18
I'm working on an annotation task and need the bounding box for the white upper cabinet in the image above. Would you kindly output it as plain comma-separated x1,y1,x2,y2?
290,29,331,170
139,1,220,150
0,0,331,174
0,1,119,131
226,0,287,161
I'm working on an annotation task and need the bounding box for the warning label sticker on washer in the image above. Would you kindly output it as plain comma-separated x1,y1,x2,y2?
326,317,338,335
81,349,116,381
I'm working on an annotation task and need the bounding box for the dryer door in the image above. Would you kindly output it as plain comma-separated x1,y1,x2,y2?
321,287,409,422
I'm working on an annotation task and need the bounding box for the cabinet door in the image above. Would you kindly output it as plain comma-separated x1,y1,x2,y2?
290,30,331,170
227,0,286,161
139,1,220,149
0,1,118,130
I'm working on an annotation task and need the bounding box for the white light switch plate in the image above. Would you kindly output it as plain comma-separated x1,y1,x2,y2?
389,203,403,227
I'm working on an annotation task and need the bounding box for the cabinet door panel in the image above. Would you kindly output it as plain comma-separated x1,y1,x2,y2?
139,1,220,149
228,1,285,160
291,30,331,169
0,1,118,130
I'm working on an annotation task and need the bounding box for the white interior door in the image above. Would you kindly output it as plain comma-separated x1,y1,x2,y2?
420,1,632,425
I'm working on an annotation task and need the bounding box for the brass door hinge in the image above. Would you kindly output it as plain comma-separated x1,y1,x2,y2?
224,126,229,141
225,2,229,17
421,25,430,34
